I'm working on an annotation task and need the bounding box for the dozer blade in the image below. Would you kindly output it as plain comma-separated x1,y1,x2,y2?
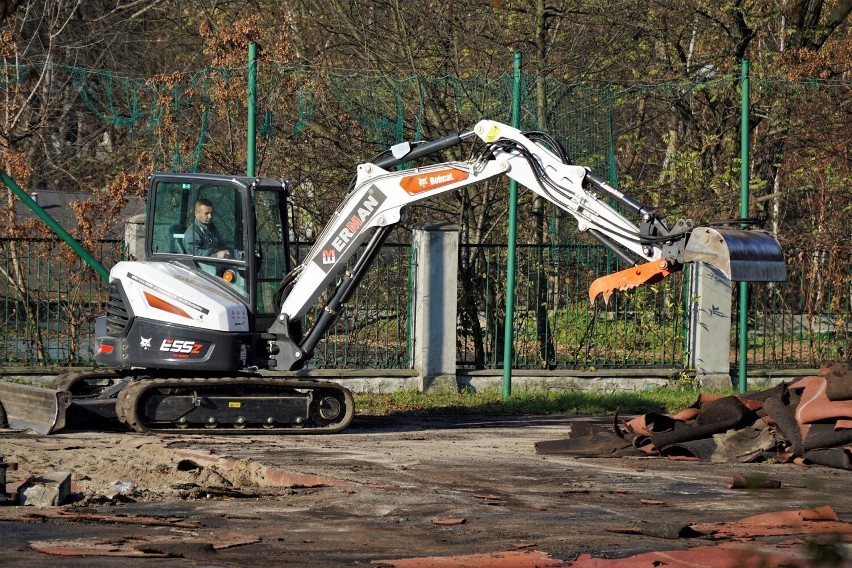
0,382,72,434
683,227,786,282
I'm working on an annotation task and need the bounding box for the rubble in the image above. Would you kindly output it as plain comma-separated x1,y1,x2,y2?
0,408,849,565
28,531,260,558
0,455,12,503
537,362,852,470
379,506,852,567
17,471,72,507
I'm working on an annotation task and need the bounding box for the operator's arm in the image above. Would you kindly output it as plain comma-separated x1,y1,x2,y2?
183,224,217,257
209,225,232,259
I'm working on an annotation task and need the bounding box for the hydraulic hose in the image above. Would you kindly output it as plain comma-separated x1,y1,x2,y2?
372,131,473,170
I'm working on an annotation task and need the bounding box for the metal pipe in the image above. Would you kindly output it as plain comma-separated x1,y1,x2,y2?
738,59,750,394
502,51,522,400
584,172,649,217
247,41,258,177
372,132,467,170
587,229,638,266
300,226,392,356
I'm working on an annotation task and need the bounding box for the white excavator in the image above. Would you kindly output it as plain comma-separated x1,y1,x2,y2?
0,120,786,434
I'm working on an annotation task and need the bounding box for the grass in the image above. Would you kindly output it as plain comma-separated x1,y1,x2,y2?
0,376,719,419
0,377,45,386
353,386,713,417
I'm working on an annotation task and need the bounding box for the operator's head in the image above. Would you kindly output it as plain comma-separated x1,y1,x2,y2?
194,198,214,225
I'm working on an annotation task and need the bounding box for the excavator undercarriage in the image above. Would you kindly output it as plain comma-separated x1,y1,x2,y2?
1,370,354,435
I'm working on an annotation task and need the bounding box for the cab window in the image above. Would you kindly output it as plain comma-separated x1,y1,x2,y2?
150,179,248,295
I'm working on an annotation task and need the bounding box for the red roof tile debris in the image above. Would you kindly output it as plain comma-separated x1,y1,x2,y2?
537,361,852,470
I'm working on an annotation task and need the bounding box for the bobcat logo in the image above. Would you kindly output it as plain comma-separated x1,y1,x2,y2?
140,337,152,350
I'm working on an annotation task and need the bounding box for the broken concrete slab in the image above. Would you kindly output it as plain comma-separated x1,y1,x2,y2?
17,471,72,507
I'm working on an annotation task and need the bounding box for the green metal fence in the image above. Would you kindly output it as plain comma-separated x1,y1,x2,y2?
0,237,413,369
457,243,687,369
736,250,851,370
301,242,413,369
1,237,849,371
3,62,848,373
462,244,851,371
0,238,122,364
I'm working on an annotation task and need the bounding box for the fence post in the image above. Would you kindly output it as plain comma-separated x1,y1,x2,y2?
688,262,734,389
124,213,146,261
502,50,522,399
1,171,110,281
738,58,751,393
247,41,257,177
411,222,460,392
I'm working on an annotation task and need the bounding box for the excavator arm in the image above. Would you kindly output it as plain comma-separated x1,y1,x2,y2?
269,120,786,370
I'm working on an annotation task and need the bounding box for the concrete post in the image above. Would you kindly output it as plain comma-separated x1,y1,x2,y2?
688,262,734,390
124,213,146,261
411,223,460,392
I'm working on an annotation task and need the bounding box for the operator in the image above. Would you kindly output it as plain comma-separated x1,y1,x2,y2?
183,199,231,259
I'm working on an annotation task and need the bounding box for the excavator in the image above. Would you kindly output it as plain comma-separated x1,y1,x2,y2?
0,119,786,435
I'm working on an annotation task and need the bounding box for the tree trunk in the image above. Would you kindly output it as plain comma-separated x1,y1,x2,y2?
532,0,555,367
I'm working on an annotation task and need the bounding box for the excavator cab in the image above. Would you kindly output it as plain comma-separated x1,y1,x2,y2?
145,173,292,328
79,173,294,375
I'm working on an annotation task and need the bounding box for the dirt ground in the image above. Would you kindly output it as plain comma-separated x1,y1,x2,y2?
1,413,851,567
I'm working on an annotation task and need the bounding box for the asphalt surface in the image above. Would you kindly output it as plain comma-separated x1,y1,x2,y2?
1,414,851,566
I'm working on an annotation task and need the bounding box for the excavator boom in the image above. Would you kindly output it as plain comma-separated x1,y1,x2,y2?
270,120,786,370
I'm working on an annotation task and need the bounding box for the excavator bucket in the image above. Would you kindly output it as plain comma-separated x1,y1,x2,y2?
589,228,785,302
682,227,786,283
0,382,72,435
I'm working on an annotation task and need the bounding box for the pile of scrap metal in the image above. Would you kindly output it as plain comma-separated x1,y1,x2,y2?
536,362,852,470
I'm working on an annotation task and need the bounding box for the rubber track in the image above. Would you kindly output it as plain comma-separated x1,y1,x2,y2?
116,376,355,435
51,370,123,396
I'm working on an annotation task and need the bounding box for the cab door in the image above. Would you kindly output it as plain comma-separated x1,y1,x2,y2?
250,185,291,330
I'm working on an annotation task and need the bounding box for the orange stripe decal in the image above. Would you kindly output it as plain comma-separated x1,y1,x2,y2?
400,168,468,195
144,291,192,318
